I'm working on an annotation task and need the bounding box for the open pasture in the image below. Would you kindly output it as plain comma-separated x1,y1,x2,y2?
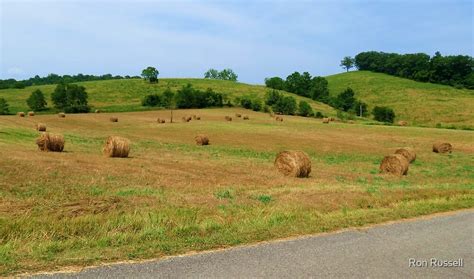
0,108,473,275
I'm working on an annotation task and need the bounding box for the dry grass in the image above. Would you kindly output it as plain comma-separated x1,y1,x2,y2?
0,108,473,275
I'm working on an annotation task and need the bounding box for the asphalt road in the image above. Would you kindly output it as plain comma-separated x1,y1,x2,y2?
31,210,473,279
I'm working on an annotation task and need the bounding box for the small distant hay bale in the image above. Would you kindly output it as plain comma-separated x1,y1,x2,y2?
225,116,232,121
17,112,25,117
379,154,409,176
394,147,416,163
160,119,165,123
95,109,101,113
192,115,197,120
36,123,46,132
157,118,165,123
433,143,452,154
110,117,118,122
329,117,335,121
322,118,330,123
348,120,355,124
36,133,65,152
58,112,66,118
28,111,35,116
235,113,242,118
196,116,201,120
182,116,191,122
274,151,311,178
275,116,283,122
195,134,209,145
398,120,408,126
103,136,130,158
243,115,249,120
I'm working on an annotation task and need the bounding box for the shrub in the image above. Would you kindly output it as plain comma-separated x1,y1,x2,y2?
265,90,282,106
142,94,162,107
273,96,297,115
264,77,285,90
27,89,48,111
314,111,324,118
0,98,9,115
333,87,356,111
51,83,90,113
162,88,175,108
240,96,253,109
252,100,262,111
175,84,224,109
372,106,395,123
298,100,313,117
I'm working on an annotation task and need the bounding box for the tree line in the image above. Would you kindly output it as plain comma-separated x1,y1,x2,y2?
354,51,473,88
0,73,137,90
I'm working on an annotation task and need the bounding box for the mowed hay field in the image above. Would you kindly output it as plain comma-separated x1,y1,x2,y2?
1,108,473,275
327,71,474,129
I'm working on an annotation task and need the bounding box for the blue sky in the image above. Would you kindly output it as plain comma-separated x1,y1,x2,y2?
0,0,472,84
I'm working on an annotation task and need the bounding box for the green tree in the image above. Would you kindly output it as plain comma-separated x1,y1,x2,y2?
252,99,262,111
218,69,238,81
141,94,162,106
265,90,282,106
51,83,90,113
310,76,329,103
264,77,285,90
340,56,355,72
26,89,47,111
273,96,297,115
162,88,176,123
240,96,253,109
298,100,313,117
0,98,9,115
333,88,356,111
372,106,395,123
204,68,219,79
141,66,159,83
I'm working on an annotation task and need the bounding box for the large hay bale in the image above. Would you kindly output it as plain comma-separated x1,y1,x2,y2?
225,116,232,121
28,111,35,116
235,113,242,118
322,118,329,123
379,154,409,176
58,112,66,118
17,112,25,117
433,143,452,154
398,120,408,126
195,134,209,145
110,117,118,122
103,136,130,158
36,123,46,132
394,147,416,163
36,133,65,152
243,115,249,120
274,151,311,178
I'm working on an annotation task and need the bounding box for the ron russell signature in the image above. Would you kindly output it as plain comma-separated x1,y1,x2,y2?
409,258,464,268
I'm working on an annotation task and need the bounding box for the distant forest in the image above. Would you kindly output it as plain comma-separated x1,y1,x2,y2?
0,73,140,90
355,51,473,89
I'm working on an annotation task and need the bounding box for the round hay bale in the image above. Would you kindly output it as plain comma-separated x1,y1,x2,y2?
243,115,249,120
329,117,335,121
182,116,191,122
110,117,118,122
225,116,232,121
157,117,161,123
161,119,165,123
17,112,25,117
379,154,409,176
192,115,197,120
36,123,46,132
195,134,209,145
235,113,242,118
28,111,35,116
274,151,311,178
275,116,283,122
398,120,408,126
36,133,65,152
348,120,355,124
394,147,416,163
433,143,452,154
58,112,66,118
196,116,201,120
322,118,329,123
103,136,130,158
95,109,101,113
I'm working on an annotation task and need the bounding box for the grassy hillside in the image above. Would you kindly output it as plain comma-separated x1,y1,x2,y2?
327,71,474,129
1,108,473,275
0,78,336,116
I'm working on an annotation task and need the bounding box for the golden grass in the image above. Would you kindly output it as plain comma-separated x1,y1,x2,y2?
0,108,473,275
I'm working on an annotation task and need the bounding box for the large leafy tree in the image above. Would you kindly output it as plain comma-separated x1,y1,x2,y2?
204,68,238,81
27,89,47,111
51,83,90,113
141,66,159,83
333,88,356,111
310,76,329,103
0,98,9,115
340,56,355,72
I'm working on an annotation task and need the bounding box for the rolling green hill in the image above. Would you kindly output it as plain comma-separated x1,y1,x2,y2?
0,78,335,116
327,71,474,128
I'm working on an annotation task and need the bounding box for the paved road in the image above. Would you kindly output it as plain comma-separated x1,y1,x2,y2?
32,210,473,279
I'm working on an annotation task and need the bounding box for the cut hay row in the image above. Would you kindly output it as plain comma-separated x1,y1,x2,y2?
103,136,130,158
274,151,311,178
36,133,65,152
433,142,452,154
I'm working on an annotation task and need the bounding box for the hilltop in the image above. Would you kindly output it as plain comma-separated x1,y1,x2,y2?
326,71,474,128
0,78,335,116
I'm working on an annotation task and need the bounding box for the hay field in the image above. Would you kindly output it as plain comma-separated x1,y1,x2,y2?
0,108,473,275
